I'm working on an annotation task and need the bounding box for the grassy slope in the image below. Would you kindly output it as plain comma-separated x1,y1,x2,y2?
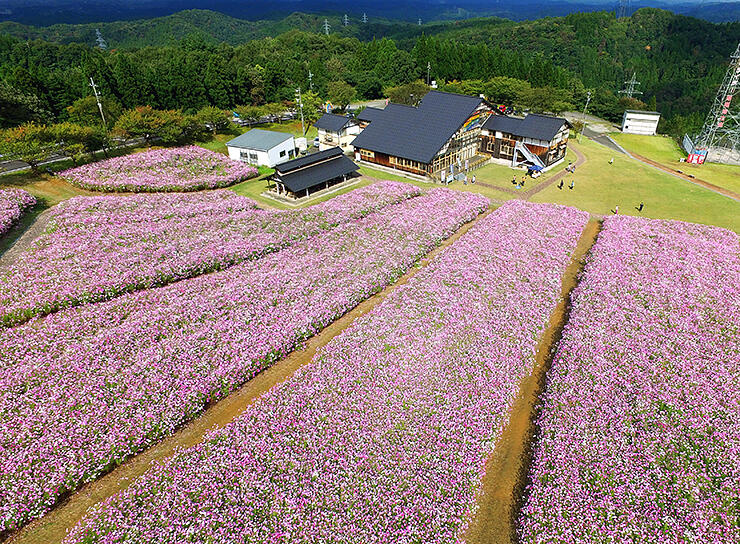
531,137,740,232
610,133,740,196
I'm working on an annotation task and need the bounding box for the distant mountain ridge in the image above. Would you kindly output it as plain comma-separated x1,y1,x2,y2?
0,0,738,26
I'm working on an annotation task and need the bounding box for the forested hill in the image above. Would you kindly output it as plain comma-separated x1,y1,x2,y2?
1,8,738,138
0,10,512,50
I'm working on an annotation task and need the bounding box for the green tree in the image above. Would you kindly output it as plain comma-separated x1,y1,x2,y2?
327,81,356,111
0,123,55,173
234,104,266,125
113,106,182,146
195,106,232,135
0,82,51,129
299,91,324,124
384,81,430,106
65,95,122,129
483,77,532,106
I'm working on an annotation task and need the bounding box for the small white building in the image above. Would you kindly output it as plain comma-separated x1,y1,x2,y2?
313,113,362,152
226,129,297,167
621,110,661,136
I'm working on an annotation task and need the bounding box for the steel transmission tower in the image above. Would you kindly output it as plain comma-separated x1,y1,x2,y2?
362,13,368,23
343,14,349,26
617,0,631,18
619,72,642,99
323,19,331,35
695,43,740,165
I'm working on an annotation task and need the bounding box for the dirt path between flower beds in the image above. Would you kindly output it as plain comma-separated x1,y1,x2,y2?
0,208,53,268
464,218,601,544
6,208,493,544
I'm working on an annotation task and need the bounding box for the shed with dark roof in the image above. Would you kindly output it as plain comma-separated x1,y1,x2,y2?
271,147,359,199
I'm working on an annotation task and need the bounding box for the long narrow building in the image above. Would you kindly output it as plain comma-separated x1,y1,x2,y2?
351,91,492,178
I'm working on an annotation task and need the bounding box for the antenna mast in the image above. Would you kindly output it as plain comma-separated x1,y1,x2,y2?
695,42,740,165
619,72,642,99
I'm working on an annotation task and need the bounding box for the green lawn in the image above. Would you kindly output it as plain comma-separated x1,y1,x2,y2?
610,133,740,195
472,148,576,191
531,137,740,232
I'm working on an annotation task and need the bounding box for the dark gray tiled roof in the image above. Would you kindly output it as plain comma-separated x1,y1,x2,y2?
357,107,385,122
275,147,343,174
313,113,354,132
275,153,359,193
483,113,569,142
351,91,485,164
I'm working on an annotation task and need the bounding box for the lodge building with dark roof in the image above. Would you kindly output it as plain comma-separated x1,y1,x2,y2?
480,113,571,169
270,147,359,200
351,91,493,178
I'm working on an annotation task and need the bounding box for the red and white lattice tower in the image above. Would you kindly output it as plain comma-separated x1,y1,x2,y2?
694,42,740,165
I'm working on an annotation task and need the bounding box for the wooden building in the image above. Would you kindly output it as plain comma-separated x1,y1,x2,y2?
270,147,359,200
351,91,492,179
481,114,570,169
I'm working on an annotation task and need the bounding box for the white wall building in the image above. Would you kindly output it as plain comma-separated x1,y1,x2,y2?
226,129,297,168
621,110,661,136
313,113,362,152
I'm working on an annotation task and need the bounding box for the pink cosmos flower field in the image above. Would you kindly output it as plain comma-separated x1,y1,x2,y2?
60,146,258,192
0,188,36,236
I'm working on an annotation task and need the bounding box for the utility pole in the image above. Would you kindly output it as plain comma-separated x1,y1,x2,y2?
619,72,642,99
295,87,306,137
343,14,349,26
579,91,592,143
427,62,431,86
89,77,108,133
323,19,331,35
362,13,368,23
308,70,314,92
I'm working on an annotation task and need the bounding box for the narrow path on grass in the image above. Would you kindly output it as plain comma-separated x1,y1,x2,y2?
472,146,587,200
629,152,740,202
6,209,492,544
522,146,587,200
463,218,601,544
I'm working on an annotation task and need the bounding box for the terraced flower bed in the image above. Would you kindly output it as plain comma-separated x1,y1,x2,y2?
0,188,486,533
60,146,258,192
62,200,589,543
0,188,36,236
519,216,740,543
0,181,421,327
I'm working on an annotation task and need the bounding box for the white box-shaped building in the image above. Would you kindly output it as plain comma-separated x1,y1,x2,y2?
226,129,297,167
621,110,661,135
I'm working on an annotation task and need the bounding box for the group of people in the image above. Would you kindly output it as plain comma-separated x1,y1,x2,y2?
441,157,475,185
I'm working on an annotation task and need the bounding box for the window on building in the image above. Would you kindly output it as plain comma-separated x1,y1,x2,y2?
360,149,375,159
279,150,286,157
239,150,249,161
500,141,514,157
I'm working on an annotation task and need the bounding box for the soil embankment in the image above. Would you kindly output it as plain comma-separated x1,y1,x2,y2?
464,218,601,544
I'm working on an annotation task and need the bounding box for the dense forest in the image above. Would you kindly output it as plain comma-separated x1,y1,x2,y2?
1,8,739,139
